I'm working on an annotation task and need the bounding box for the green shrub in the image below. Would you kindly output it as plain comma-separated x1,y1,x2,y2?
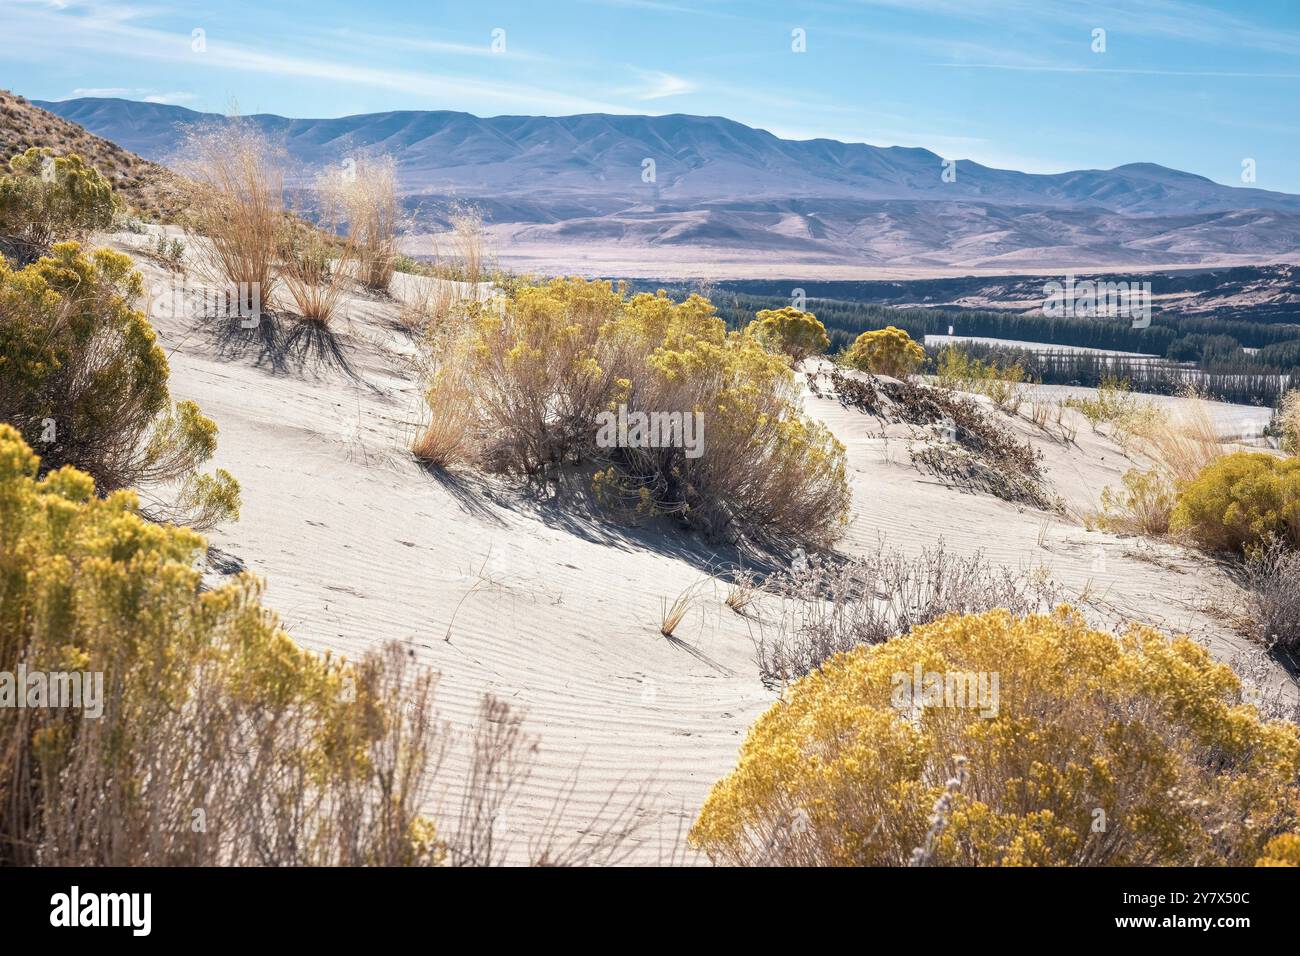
0,425,443,865
747,306,829,362
1094,467,1176,536
1171,451,1300,553
843,326,925,378
0,242,238,528
0,148,116,256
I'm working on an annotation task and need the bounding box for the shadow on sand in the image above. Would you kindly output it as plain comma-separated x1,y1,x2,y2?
208,311,369,384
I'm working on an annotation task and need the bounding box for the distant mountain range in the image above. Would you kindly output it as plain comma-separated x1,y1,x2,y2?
35,96,1300,271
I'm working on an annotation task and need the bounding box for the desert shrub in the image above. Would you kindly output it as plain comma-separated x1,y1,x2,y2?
145,231,186,272
754,544,1061,683
0,426,647,866
320,155,400,292
691,607,1300,866
832,368,1046,506
0,148,116,256
935,347,1026,411
178,123,284,316
1171,451,1300,553
0,425,441,865
1064,376,1136,433
421,279,850,545
1243,539,1300,656
1093,467,1176,536
0,242,238,528
1258,834,1300,866
1278,389,1300,454
747,306,829,363
843,326,925,378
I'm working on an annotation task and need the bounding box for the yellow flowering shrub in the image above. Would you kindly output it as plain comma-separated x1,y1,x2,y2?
0,241,238,528
0,425,441,865
418,279,850,544
843,325,926,378
1171,451,1300,553
0,148,116,254
747,306,830,362
690,607,1300,866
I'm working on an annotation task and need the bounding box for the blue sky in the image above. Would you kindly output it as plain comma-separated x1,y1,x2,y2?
5,0,1300,191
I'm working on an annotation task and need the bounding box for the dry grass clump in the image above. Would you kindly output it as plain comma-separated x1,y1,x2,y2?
660,582,699,637
724,568,761,614
693,607,1300,866
400,204,494,332
320,155,400,292
1141,389,1224,483
279,217,355,325
177,122,285,315
1243,539,1300,657
753,543,1061,683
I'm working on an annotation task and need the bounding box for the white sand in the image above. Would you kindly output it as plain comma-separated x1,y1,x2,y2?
114,229,1297,863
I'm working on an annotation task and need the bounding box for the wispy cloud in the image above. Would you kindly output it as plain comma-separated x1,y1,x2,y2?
622,70,696,100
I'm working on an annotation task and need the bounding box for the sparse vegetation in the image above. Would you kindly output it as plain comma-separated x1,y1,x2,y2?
831,368,1047,506
692,607,1300,866
1243,539,1300,657
753,544,1060,683
1092,467,1177,537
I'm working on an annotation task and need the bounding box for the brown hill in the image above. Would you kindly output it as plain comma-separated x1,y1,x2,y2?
0,89,182,220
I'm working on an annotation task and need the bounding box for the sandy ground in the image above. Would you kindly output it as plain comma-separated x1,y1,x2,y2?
114,228,1297,863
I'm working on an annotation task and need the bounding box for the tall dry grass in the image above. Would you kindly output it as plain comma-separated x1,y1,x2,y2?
321,155,401,292
177,122,285,314
1141,390,1225,484
280,189,356,325
402,204,494,333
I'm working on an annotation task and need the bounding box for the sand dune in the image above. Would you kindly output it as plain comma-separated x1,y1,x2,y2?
115,228,1295,862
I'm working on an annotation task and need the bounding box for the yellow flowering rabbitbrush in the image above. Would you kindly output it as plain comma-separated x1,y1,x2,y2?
0,426,441,865
690,607,1300,866
417,278,850,545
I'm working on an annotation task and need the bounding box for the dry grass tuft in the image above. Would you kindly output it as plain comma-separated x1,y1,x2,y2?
321,155,400,292
1141,389,1225,483
660,582,699,637
177,122,285,315
753,543,1061,684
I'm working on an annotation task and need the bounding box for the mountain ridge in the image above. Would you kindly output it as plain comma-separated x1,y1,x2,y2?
31,96,1300,270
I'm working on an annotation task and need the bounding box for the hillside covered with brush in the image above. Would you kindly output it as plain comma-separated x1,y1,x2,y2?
0,90,182,221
